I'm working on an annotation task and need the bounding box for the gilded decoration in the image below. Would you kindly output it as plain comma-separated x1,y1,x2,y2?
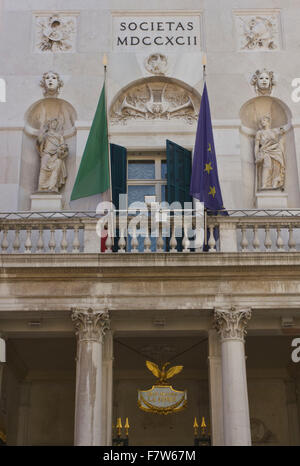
138,361,187,415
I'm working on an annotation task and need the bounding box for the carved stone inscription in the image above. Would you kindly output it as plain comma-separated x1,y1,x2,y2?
112,15,202,50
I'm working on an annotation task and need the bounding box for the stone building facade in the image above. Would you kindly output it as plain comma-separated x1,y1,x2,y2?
0,0,300,446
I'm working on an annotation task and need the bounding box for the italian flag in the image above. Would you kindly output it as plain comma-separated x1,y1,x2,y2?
70,84,110,201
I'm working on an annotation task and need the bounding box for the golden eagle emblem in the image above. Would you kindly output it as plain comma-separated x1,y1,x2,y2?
146,360,183,385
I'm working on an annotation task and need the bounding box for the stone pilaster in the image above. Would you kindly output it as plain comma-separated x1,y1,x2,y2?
208,329,224,445
0,335,6,404
214,306,252,446
285,366,300,446
16,382,31,445
71,308,110,446
101,330,114,446
218,222,238,252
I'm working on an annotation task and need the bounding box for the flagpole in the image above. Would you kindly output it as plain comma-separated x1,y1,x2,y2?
202,53,207,83
102,53,115,249
103,53,113,205
202,53,207,246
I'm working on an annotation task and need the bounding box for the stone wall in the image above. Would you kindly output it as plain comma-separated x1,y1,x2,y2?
0,1,300,210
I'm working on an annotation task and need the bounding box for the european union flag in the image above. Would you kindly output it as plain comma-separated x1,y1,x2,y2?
190,83,226,215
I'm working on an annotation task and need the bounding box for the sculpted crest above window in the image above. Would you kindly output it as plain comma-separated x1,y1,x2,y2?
110,78,200,125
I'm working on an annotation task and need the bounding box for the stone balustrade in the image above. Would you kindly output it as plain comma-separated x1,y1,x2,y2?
0,213,87,254
0,210,300,254
212,211,300,253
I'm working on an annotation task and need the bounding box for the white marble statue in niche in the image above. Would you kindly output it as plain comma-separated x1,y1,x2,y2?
251,69,275,96
36,118,69,192
255,114,286,191
40,70,63,97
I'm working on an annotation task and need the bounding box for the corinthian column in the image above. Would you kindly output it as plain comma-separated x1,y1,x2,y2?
214,306,252,446
71,308,110,446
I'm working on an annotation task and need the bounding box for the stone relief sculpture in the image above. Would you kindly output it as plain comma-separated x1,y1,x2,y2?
40,71,63,97
34,14,77,53
251,69,275,96
110,79,199,125
255,114,286,191
144,54,168,75
250,418,277,444
235,14,280,51
36,118,69,192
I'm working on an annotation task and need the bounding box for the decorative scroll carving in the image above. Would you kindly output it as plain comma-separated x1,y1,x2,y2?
140,344,177,361
235,14,281,51
250,69,275,96
255,114,286,191
250,418,277,444
110,79,199,125
34,13,77,53
144,54,168,75
36,118,69,193
71,308,110,342
214,307,251,342
40,71,63,98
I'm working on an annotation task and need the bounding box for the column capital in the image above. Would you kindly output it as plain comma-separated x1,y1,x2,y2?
71,308,110,342
214,306,251,342
0,332,8,341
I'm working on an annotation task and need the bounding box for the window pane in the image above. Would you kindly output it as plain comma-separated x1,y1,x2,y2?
161,160,167,179
128,185,155,205
162,185,167,202
128,160,155,180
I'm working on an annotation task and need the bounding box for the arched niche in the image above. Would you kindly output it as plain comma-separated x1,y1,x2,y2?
19,98,77,210
240,96,291,130
109,76,201,127
239,96,300,208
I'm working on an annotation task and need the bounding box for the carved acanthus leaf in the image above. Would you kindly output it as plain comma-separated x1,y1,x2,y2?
71,308,110,342
214,307,252,342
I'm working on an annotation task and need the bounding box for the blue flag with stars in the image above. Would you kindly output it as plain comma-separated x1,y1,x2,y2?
190,83,226,214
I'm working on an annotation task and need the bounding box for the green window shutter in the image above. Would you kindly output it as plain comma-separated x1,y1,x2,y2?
110,143,127,210
166,140,192,205
166,140,192,252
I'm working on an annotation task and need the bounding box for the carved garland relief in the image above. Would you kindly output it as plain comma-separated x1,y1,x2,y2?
34,13,77,53
235,13,281,51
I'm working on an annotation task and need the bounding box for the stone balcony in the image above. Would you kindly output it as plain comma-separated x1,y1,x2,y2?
0,209,300,255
